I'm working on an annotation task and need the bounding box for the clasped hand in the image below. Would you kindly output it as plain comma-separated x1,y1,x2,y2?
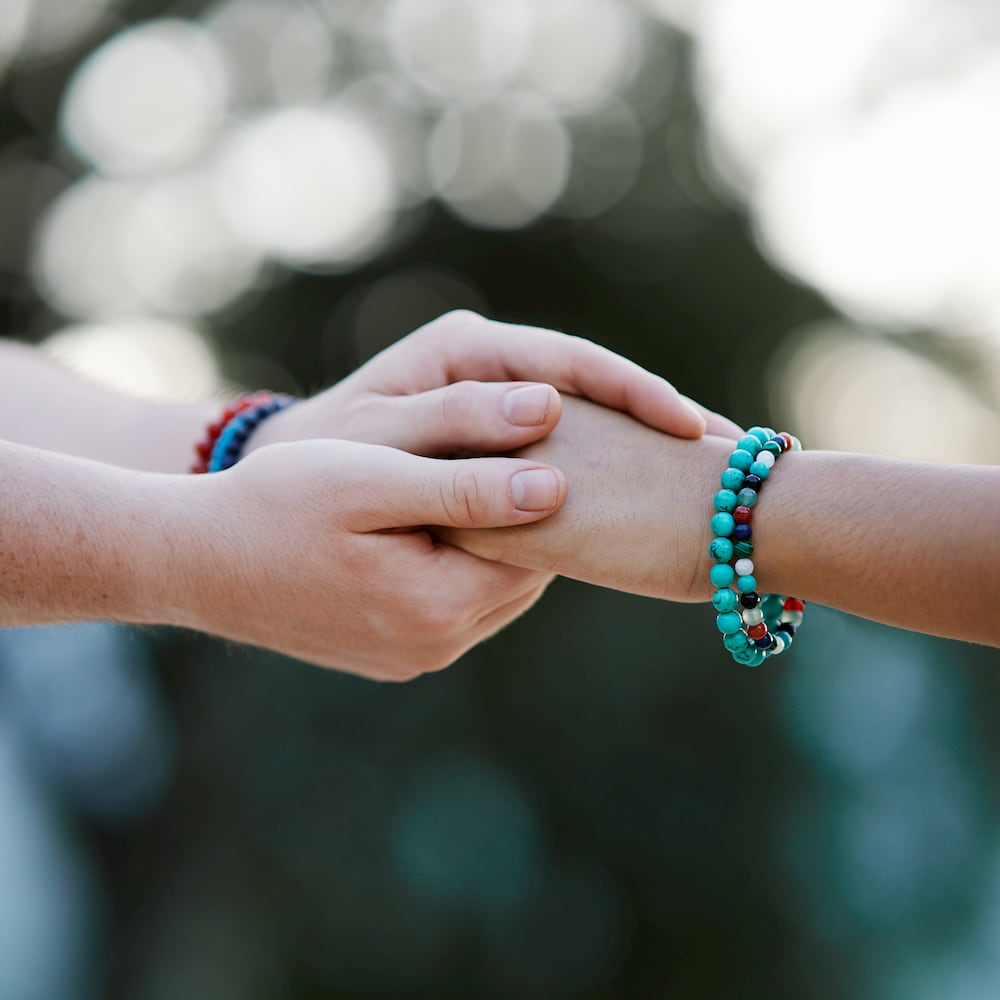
189,311,736,680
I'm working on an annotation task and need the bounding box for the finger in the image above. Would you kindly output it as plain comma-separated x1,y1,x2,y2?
682,397,744,438
342,446,569,532
370,311,707,439
372,380,563,456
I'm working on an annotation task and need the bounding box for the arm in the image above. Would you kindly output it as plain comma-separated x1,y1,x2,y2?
443,397,1000,647
0,340,216,472
0,436,568,680
1,312,734,471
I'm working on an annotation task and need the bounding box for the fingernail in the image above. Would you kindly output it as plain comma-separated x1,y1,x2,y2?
510,469,560,511
503,384,553,426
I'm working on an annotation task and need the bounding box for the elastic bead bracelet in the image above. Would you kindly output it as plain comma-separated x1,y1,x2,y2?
191,392,298,474
709,425,805,667
190,391,273,473
208,393,298,472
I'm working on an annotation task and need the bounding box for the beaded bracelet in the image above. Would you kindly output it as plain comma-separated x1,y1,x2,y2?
191,392,298,474
709,425,805,667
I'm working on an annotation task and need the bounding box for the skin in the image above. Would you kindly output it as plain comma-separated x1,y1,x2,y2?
0,311,730,679
445,396,1000,647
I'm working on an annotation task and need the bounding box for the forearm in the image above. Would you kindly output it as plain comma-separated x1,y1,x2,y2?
752,450,998,645
0,341,216,472
0,440,194,626
445,398,1000,646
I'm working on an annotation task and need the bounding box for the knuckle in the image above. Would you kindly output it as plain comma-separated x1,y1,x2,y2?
443,465,486,526
439,380,476,426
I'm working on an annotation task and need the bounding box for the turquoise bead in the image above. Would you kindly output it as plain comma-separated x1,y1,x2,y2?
762,440,781,456
736,487,758,508
736,434,761,456
712,588,739,612
709,562,735,587
710,512,735,537
747,426,771,444
709,537,734,562
760,594,784,618
714,489,738,512
733,647,767,666
723,630,750,651
737,574,757,594
729,449,755,472
720,467,744,491
749,460,770,480
733,540,754,559
715,611,743,635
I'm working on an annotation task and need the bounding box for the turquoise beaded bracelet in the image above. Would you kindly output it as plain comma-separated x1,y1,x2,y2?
709,426,805,666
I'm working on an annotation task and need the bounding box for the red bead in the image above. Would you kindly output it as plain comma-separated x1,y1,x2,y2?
734,505,752,525
783,597,805,611
778,432,794,450
747,622,768,640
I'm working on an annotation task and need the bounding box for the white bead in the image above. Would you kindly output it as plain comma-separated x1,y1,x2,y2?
781,609,804,626
789,435,802,451
756,450,775,469
742,607,764,626
772,633,788,654
734,558,754,577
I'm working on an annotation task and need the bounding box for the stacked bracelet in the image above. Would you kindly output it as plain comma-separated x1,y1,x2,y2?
709,426,805,667
191,391,298,474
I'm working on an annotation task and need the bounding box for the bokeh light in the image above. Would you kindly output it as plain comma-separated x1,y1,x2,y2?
429,93,571,228
385,0,535,104
43,317,220,401
60,20,229,177
214,104,397,266
773,320,1000,462
203,0,336,109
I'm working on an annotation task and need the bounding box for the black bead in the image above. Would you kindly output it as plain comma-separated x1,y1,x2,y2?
733,524,752,542
740,592,760,608
776,623,797,637
743,474,763,490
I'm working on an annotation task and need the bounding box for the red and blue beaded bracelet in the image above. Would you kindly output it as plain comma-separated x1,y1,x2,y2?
708,426,805,666
191,391,298,474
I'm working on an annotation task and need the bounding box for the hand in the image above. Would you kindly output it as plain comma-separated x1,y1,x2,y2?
440,396,739,603
162,439,569,680
246,310,736,459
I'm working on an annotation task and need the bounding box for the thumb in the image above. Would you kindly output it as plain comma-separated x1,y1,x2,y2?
345,447,569,532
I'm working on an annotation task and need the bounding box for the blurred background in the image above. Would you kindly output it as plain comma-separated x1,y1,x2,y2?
1,0,999,997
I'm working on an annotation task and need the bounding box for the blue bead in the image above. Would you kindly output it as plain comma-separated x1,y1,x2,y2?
733,524,752,542
739,591,760,608
754,632,775,650
737,574,757,593
736,434,762,456
710,512,735,537
720,467,745,491
723,630,750,651
749,461,770,480
768,435,787,451
743,474,763,490
709,537,734,562
709,563,735,588
736,487,758,508
729,449,755,472
712,588,739,612
716,611,743,635
714,489,738,512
